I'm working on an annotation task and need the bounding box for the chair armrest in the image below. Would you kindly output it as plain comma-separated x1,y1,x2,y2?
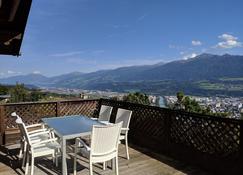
26,123,45,129
90,118,98,120
30,139,41,144
29,130,50,137
121,128,129,131
32,138,58,147
99,121,113,125
75,137,90,151
28,128,48,135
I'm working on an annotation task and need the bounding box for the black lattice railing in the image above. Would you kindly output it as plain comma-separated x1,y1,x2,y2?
170,113,240,158
99,99,168,144
98,98,243,175
0,99,99,145
4,102,57,128
59,100,97,117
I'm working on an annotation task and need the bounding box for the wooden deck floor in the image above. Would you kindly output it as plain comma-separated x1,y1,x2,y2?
0,144,212,175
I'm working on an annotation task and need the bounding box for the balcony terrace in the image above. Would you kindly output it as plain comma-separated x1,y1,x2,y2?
0,99,242,175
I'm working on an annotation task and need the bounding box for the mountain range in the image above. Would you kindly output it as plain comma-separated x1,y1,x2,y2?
1,53,243,96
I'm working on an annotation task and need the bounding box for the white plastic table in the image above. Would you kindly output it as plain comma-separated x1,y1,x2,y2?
42,115,103,175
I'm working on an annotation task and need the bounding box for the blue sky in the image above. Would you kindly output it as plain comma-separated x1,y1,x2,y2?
0,0,243,77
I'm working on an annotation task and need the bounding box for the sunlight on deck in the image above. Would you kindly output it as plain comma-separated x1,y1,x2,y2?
0,144,211,175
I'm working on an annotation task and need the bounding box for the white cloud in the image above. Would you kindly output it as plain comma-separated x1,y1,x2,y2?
33,71,41,74
217,40,242,48
2,70,22,77
137,14,148,21
50,51,84,57
192,40,202,46
7,70,21,74
216,33,242,49
182,53,197,60
7,70,15,74
218,34,237,41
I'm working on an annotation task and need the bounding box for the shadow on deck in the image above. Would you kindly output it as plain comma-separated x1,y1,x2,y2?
0,143,212,175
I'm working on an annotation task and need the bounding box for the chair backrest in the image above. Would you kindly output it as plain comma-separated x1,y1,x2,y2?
90,122,122,156
12,112,34,146
115,108,132,130
14,115,32,146
98,105,113,121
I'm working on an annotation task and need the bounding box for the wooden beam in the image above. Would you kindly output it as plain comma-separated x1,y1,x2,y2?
8,0,20,22
0,106,5,145
0,0,32,56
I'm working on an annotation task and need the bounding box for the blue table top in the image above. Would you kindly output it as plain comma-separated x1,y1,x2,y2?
42,115,102,137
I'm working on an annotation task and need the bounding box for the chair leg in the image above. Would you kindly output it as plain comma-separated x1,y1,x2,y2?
22,142,27,167
55,148,60,167
22,150,26,167
103,162,106,170
25,153,29,175
55,152,58,167
22,152,26,168
89,162,93,175
30,156,34,175
125,136,129,160
111,158,115,170
73,147,77,175
115,156,119,175
52,153,55,164
19,141,23,158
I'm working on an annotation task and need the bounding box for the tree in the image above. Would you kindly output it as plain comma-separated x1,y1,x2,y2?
123,92,150,105
174,91,185,109
9,84,28,103
0,85,8,95
183,96,202,113
29,90,44,101
173,91,230,117
177,91,184,103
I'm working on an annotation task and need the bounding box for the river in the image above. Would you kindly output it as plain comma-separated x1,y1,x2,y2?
159,96,166,108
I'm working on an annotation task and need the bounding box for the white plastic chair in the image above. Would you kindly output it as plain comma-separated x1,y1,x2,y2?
11,112,49,162
11,112,51,167
92,105,113,122
73,122,123,175
15,116,60,175
115,108,132,160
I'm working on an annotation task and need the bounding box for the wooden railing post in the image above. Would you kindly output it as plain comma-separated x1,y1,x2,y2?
56,101,61,117
94,99,102,118
0,106,5,145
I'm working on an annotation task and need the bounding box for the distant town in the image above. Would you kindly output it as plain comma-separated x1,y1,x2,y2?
165,96,243,119
40,87,243,119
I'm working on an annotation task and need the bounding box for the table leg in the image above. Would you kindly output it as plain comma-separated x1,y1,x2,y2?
61,138,67,175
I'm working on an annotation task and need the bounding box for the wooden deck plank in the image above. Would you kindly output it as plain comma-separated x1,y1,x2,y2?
0,144,212,175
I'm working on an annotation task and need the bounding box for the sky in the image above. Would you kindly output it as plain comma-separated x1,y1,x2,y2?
0,0,243,77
